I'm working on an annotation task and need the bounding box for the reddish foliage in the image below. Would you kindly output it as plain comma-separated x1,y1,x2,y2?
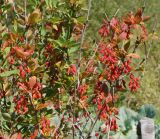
40,116,51,136
67,64,77,75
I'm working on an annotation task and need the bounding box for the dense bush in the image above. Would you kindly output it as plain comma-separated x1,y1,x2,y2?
0,0,151,138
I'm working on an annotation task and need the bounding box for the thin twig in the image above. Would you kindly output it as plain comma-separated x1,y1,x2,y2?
85,102,105,139
51,97,72,137
85,43,99,70
77,0,92,87
77,97,94,123
107,117,112,139
73,0,92,138
113,9,120,17
24,0,28,44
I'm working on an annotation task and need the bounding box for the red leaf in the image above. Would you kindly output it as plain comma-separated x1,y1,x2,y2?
30,129,38,139
13,46,34,59
142,16,150,22
17,82,28,92
134,8,142,24
36,102,51,110
17,133,22,139
28,76,37,89
2,40,10,49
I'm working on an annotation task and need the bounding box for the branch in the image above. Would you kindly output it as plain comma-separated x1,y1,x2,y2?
77,0,92,87
51,97,72,137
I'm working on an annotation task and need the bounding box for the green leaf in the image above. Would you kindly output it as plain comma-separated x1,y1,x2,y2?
3,123,10,131
13,20,18,32
124,40,130,52
53,40,63,47
45,0,58,8
68,45,79,54
41,25,46,36
2,113,11,121
51,17,61,24
0,70,19,77
3,47,10,56
28,9,41,25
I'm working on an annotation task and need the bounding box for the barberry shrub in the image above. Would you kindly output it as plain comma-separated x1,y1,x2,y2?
0,0,150,138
